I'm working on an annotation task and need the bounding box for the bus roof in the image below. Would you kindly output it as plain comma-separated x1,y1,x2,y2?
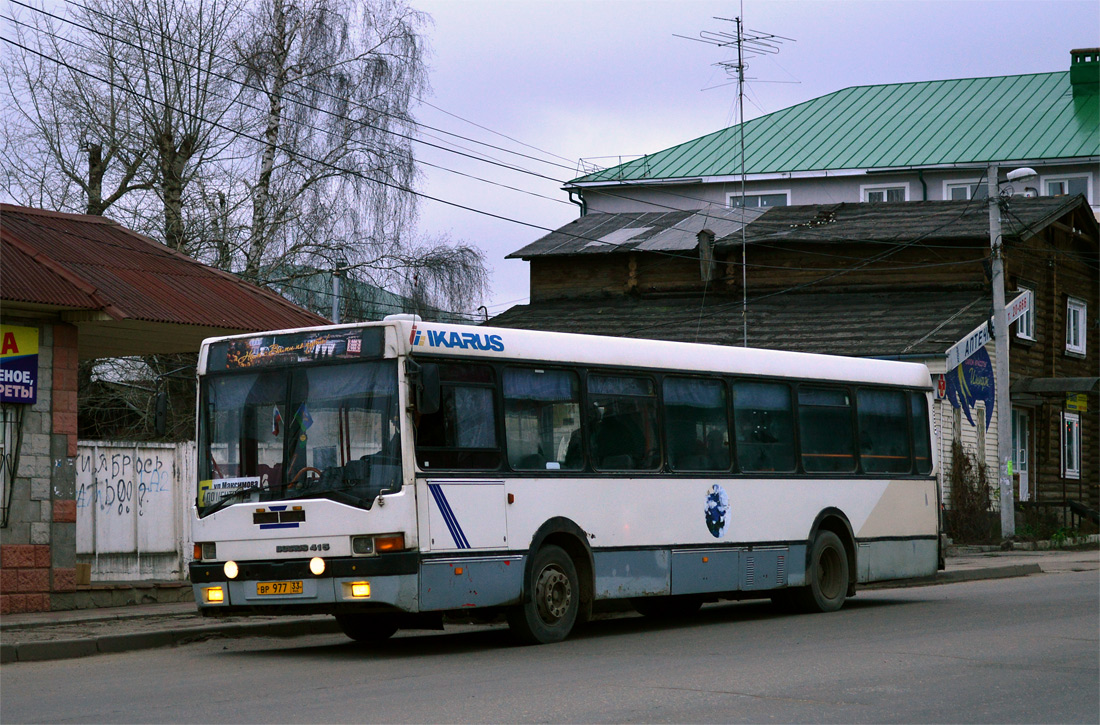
200,319,932,389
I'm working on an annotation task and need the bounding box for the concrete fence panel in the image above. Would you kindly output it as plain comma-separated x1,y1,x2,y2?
76,441,194,581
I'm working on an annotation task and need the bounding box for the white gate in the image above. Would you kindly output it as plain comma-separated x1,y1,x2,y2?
76,441,194,581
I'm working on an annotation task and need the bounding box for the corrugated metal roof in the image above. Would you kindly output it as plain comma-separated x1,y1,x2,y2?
508,207,762,259
572,71,1098,183
1,204,327,332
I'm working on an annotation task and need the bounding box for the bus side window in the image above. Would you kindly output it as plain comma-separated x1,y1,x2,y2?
732,381,796,473
798,387,856,473
588,374,660,471
503,367,582,471
415,363,501,470
910,392,933,474
856,389,911,473
664,377,731,472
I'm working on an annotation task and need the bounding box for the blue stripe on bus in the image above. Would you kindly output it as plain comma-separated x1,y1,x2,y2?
428,484,470,549
429,484,470,549
259,523,300,529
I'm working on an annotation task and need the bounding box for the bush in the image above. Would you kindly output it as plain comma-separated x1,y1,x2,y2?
945,440,998,544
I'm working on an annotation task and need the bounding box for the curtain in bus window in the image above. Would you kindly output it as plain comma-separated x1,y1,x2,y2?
798,387,856,473
910,393,933,474
415,365,501,470
503,368,581,471
588,375,659,471
856,389,911,473
732,381,795,472
453,388,497,447
664,377,730,471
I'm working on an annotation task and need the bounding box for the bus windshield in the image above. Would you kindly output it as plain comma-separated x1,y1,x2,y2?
197,359,400,515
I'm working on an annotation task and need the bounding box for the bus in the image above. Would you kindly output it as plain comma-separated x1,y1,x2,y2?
189,318,940,644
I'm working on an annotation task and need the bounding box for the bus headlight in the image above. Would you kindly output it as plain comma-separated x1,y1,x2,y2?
223,561,239,579
204,586,224,603
309,557,326,576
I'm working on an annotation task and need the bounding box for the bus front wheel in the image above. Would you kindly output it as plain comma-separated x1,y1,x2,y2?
508,545,579,645
796,530,849,613
335,613,399,643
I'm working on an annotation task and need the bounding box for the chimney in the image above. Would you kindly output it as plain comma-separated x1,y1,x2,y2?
698,229,717,283
1070,48,1099,98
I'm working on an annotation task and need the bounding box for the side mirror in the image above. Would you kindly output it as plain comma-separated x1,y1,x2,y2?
409,361,440,415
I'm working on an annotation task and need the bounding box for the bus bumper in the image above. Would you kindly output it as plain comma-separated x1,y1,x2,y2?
190,554,419,615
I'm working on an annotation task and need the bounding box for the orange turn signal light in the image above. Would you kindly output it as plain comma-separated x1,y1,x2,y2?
374,534,405,552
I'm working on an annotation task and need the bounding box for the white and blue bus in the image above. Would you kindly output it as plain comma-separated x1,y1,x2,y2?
190,318,940,644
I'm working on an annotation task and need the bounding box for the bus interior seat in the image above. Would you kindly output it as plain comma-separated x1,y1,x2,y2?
600,454,635,469
515,452,547,470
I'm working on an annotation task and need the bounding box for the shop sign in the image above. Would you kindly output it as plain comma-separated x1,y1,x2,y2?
0,325,39,404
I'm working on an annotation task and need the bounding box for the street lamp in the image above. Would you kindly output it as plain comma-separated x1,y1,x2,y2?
987,164,1036,541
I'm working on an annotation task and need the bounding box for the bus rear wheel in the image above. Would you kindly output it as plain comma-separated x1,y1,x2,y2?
335,613,399,643
795,530,849,613
508,545,579,645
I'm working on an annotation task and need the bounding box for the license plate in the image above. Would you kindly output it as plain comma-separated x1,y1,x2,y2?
257,580,303,596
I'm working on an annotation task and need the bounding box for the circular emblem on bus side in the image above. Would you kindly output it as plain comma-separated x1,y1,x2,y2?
705,484,729,538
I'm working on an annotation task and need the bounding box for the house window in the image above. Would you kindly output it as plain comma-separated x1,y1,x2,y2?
1015,287,1035,341
1066,297,1087,356
945,181,989,201
862,185,907,203
1044,176,1089,198
1061,412,1081,480
728,192,789,209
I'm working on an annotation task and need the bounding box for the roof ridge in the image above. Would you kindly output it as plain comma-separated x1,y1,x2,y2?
1,203,118,225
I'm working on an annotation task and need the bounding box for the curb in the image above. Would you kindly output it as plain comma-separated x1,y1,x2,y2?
862,563,1043,590
1,617,341,664
0,562,1057,664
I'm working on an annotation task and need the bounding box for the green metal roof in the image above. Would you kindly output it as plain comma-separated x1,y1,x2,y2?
571,71,1099,184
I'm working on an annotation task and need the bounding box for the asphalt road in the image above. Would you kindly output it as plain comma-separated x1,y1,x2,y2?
2,569,1097,724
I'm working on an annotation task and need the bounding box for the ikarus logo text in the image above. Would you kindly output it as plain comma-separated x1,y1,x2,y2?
410,325,504,352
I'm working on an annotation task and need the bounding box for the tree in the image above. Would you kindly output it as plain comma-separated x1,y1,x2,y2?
3,0,490,318
2,2,150,217
107,0,245,255
234,0,423,277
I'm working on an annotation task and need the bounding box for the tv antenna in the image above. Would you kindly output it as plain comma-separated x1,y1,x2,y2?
675,15,793,347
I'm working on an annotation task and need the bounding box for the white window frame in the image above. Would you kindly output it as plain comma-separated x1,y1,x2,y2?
1012,408,1030,474
860,182,909,203
1015,286,1035,341
1041,174,1091,201
943,178,989,201
726,190,790,209
1066,297,1087,356
1061,411,1081,480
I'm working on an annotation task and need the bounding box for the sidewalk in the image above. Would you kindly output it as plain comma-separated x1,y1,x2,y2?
2,547,1097,664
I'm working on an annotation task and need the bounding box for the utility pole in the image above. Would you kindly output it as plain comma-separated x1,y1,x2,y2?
987,165,1015,539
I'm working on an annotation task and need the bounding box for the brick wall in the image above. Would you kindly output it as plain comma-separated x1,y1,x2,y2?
1,321,79,613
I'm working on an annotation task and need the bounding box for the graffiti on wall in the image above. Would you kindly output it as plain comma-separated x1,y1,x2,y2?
76,450,171,517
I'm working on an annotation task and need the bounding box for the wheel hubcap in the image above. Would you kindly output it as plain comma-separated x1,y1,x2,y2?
818,547,844,600
535,565,571,623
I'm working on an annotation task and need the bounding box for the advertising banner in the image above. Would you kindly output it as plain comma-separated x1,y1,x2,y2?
945,347,995,430
0,325,39,404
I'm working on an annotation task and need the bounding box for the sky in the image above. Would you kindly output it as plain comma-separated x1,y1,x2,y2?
407,0,1099,317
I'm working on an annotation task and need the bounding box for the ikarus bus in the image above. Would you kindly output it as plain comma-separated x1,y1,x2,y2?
190,317,941,644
